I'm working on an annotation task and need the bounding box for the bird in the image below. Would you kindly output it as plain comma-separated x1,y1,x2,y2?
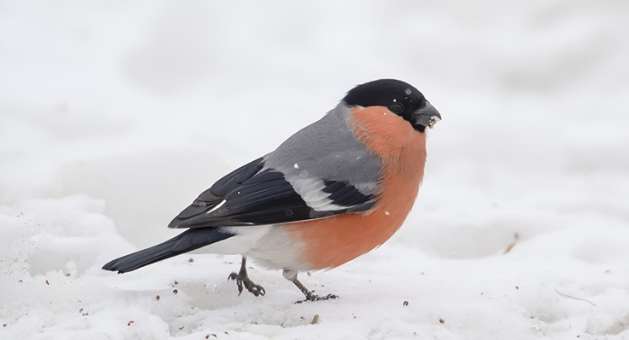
102,78,442,302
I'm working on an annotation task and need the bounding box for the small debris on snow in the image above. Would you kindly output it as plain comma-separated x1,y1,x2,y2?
439,318,445,324
45,280,50,285
403,300,409,307
503,233,520,254
172,289,178,295
188,258,194,263
311,314,320,324
155,295,160,301
554,289,596,306
127,320,135,326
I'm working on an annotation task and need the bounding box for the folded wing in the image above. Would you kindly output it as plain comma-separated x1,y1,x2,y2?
169,104,382,229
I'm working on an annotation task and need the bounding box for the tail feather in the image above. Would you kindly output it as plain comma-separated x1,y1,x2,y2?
102,228,234,273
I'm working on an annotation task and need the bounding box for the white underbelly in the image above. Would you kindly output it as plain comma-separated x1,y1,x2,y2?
197,225,308,271
197,225,273,254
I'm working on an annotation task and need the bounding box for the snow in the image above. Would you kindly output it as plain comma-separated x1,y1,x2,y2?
1,1,629,339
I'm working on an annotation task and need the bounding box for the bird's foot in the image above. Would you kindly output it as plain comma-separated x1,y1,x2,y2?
228,271,266,297
295,292,338,304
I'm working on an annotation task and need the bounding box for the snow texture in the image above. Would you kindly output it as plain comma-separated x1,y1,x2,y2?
1,1,629,339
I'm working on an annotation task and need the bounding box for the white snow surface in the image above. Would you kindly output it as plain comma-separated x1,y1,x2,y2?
1,1,629,339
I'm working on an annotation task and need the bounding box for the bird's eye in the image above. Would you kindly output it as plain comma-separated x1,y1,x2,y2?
388,103,404,114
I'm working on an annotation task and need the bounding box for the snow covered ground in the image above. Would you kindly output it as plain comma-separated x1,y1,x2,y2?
1,1,628,339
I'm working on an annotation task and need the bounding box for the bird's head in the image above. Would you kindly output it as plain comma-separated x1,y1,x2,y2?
343,79,442,132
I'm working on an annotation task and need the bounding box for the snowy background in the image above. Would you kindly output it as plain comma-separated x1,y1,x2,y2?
1,1,629,339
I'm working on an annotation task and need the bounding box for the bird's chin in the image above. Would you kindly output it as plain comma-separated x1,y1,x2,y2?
411,123,427,133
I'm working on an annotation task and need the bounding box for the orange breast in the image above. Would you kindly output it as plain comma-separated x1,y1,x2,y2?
285,106,427,269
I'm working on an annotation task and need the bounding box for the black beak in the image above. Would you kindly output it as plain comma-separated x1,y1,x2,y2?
413,101,442,129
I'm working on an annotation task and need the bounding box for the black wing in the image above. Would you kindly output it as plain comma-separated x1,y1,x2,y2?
169,160,377,229
168,157,264,228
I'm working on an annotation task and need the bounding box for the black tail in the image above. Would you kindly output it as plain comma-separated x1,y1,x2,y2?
102,228,234,273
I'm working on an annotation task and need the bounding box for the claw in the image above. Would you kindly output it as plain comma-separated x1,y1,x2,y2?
227,272,243,295
295,292,338,304
245,282,265,296
228,270,265,297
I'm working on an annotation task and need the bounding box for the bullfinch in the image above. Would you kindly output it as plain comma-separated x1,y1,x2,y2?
103,79,442,301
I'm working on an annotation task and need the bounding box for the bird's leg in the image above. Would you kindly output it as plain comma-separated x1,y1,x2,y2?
282,269,338,303
227,256,265,297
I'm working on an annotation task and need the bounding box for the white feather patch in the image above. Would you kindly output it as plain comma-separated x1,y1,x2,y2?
206,199,226,214
287,176,346,211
